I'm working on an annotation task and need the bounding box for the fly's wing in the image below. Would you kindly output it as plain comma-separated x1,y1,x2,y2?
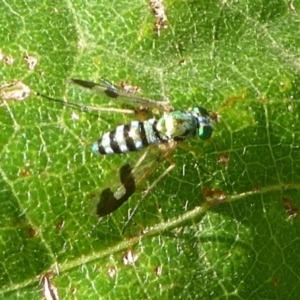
38,77,172,115
92,142,177,217
69,78,172,112
95,163,136,217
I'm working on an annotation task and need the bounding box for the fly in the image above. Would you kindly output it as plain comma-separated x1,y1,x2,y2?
39,77,214,226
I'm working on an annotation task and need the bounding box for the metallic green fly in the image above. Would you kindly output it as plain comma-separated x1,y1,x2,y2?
39,77,213,223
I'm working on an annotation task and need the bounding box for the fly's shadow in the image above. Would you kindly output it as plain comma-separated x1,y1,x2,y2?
96,164,136,217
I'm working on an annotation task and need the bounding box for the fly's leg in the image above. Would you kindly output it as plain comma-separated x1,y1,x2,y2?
121,142,177,234
178,143,213,176
37,92,136,115
177,142,207,156
122,162,175,234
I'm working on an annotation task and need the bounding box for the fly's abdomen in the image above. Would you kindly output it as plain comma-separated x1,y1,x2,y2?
91,119,162,154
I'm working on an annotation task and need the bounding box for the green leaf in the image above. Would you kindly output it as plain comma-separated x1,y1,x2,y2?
1,0,300,299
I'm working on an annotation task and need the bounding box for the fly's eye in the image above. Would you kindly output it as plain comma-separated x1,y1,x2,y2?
193,106,213,139
198,125,213,140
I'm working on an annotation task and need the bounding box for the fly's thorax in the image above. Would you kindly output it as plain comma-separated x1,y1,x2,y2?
155,111,199,141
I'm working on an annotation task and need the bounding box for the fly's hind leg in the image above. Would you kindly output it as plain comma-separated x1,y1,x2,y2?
122,162,175,234
37,93,136,115
121,141,177,234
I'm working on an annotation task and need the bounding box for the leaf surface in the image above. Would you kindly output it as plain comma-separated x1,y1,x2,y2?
1,1,300,299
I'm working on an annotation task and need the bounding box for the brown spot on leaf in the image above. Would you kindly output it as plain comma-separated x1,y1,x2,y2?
282,197,298,219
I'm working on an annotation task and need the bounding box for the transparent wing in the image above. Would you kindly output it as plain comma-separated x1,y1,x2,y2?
69,78,172,112
92,141,177,219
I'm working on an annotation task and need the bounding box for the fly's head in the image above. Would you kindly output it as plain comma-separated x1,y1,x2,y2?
192,106,213,140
